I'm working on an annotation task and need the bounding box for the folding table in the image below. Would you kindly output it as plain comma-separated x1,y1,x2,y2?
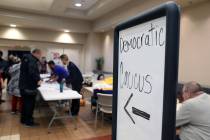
38,82,82,130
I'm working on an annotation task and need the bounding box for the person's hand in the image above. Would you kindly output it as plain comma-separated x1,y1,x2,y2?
46,79,54,83
46,79,50,83
38,80,42,86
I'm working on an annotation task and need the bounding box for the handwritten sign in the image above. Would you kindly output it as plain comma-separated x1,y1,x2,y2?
112,2,180,140
118,16,166,140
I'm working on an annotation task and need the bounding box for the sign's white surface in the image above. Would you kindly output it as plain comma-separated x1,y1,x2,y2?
117,16,166,140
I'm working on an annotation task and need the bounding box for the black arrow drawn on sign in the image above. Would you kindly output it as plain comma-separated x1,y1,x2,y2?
124,93,151,124
124,93,135,124
132,107,150,120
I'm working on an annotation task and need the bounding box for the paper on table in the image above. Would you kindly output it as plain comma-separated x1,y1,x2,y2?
40,74,51,79
38,82,82,101
39,82,69,91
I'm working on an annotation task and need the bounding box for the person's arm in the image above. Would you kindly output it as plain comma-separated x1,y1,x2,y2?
49,75,59,82
176,102,191,128
46,71,59,83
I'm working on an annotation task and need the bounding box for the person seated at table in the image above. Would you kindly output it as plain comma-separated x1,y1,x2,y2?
47,60,69,83
176,81,210,140
97,73,105,80
60,54,83,116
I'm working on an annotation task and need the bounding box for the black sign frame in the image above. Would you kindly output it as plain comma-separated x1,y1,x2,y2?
112,2,180,140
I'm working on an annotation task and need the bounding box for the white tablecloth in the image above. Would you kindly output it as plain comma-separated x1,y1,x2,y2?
39,83,82,101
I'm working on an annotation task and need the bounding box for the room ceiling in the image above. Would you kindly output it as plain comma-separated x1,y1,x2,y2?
0,0,132,20
0,0,54,12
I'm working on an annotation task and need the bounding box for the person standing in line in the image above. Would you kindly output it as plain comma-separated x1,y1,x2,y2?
19,49,42,127
6,55,16,84
60,54,83,116
7,58,22,114
0,51,8,79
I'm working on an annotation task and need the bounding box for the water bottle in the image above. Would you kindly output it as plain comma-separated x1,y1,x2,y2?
60,78,65,93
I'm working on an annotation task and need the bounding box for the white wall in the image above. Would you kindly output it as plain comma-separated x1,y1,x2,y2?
102,30,114,72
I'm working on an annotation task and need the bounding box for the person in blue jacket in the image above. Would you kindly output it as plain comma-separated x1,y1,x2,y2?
60,54,83,116
47,60,69,83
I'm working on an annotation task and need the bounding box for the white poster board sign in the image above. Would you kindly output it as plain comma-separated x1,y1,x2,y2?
117,17,166,140
112,2,180,140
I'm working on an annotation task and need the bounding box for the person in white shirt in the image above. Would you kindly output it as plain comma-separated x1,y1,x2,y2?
176,81,210,140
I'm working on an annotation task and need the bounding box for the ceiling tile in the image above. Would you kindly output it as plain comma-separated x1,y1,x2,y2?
0,0,54,12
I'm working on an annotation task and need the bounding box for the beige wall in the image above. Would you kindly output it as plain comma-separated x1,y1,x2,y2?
179,1,210,86
102,30,114,72
100,1,210,86
0,30,103,73
0,39,84,72
0,26,87,72
2,0,210,81
84,32,103,72
0,26,87,44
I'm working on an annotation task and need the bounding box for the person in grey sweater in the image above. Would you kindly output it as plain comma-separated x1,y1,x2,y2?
176,81,210,140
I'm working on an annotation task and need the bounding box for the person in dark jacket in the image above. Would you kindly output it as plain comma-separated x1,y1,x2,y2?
0,51,8,103
0,51,8,76
60,54,83,116
19,49,42,127
0,51,9,80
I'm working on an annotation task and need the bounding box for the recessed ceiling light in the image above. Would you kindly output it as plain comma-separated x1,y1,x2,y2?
64,30,70,33
10,24,16,27
75,3,82,7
